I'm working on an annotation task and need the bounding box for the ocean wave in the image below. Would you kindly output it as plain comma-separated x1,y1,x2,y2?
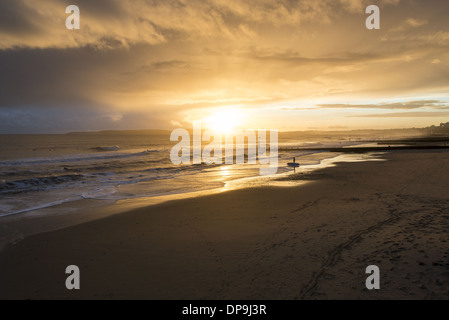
93,146,120,151
0,150,161,166
0,174,85,194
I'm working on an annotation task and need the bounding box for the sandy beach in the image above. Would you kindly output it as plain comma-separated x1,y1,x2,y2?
1,150,449,300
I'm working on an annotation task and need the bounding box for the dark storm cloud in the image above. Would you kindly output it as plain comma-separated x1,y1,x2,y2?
0,47,117,107
0,105,173,134
129,60,192,74
0,1,38,34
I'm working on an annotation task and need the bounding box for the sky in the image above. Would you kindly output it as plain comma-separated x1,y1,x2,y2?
1,0,449,133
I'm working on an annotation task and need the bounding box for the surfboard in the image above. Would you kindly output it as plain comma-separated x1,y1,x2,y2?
287,162,300,168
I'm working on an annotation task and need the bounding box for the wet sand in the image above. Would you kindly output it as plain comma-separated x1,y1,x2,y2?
1,150,449,299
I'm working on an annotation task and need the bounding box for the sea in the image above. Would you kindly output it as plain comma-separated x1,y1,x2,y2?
0,131,384,220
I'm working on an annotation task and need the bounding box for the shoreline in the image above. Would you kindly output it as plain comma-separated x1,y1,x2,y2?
1,149,448,299
0,151,383,247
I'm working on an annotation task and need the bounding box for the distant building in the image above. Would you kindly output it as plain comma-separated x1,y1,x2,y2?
427,122,449,134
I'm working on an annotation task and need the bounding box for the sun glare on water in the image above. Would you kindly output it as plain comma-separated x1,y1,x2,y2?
204,109,244,134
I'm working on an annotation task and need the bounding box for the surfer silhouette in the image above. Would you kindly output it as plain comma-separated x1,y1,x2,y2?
288,157,299,172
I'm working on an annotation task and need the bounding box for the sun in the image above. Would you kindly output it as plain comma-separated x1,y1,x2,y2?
204,109,243,134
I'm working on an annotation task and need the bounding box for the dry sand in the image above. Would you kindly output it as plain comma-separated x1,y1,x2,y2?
0,150,449,299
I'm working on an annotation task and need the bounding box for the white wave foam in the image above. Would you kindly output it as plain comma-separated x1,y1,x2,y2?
81,186,117,200
0,196,82,218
